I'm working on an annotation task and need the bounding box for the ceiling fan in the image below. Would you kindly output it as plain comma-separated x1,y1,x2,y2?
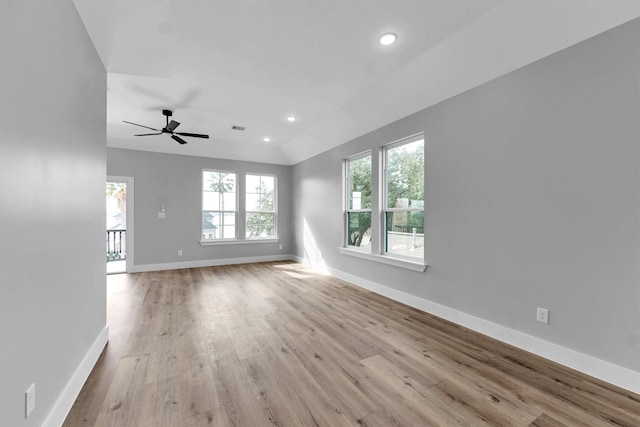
123,109,209,144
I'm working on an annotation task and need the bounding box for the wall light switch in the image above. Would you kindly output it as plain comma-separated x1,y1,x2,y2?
158,212,165,219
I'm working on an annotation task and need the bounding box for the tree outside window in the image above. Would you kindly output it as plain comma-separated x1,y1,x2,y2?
346,154,372,248
202,171,237,240
385,137,424,258
246,174,276,238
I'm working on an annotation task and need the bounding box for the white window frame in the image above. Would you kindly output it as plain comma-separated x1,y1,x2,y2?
383,134,425,262
245,173,278,240
201,169,238,242
344,151,372,252
339,133,427,271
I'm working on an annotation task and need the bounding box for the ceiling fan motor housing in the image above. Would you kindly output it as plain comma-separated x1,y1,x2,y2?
162,109,173,117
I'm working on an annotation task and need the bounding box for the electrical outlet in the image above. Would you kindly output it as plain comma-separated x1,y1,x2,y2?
177,250,183,256
279,244,283,250
536,307,549,324
25,383,35,418
158,212,165,219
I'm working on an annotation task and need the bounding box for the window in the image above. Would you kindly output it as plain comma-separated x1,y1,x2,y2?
345,153,372,250
384,136,424,259
202,170,237,240
341,133,425,270
245,174,276,239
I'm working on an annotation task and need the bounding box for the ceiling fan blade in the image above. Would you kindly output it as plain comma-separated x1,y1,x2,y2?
123,121,160,132
134,132,163,136
171,135,188,145
175,132,210,139
166,120,180,132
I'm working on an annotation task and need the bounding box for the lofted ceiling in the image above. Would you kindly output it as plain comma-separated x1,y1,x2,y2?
72,0,639,165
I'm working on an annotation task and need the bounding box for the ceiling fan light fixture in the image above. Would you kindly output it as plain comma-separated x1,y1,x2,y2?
123,110,209,145
286,115,296,122
378,32,398,46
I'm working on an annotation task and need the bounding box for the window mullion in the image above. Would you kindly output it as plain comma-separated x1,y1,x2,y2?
236,173,244,240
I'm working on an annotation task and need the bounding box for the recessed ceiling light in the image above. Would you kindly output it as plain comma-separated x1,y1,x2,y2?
286,115,296,122
263,137,271,142
378,32,398,46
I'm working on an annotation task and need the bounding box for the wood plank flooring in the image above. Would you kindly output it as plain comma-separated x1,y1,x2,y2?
64,261,640,426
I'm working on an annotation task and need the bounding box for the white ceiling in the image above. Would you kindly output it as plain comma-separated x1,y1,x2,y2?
72,0,639,165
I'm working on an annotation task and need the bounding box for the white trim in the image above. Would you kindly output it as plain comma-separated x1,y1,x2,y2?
339,247,427,272
131,254,292,273
385,207,425,213
298,257,640,394
199,238,279,246
384,132,425,149
43,326,109,427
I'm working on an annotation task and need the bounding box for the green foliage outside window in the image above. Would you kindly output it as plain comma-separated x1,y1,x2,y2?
246,175,276,238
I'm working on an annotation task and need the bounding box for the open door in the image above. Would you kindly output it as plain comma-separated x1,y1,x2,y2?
106,176,134,274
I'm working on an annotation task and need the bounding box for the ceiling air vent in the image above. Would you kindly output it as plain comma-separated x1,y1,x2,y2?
231,125,246,131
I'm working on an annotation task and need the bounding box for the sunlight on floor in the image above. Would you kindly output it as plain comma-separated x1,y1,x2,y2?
106,260,126,274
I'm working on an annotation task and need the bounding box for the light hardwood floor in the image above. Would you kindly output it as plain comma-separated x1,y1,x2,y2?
64,261,640,426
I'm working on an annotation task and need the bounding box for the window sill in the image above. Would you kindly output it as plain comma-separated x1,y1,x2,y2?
200,238,278,246
339,247,427,272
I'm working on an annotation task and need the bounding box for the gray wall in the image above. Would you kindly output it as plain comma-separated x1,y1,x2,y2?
292,20,640,371
0,1,107,425
107,148,293,266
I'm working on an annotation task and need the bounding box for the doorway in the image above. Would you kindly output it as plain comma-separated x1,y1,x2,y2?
106,176,134,274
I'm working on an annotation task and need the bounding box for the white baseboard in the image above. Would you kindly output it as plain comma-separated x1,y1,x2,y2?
131,254,294,273
299,258,640,395
125,255,640,394
43,326,109,427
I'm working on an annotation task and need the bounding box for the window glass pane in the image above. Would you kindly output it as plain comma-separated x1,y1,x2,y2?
222,225,235,239
224,211,236,226
348,155,372,210
259,190,274,211
202,192,219,210
202,212,216,240
245,174,276,238
386,139,424,208
223,192,236,211
246,194,260,211
246,212,275,238
204,172,236,191
385,211,424,257
201,211,236,240
204,172,236,209
203,171,216,188
246,174,275,213
262,175,275,192
347,211,372,248
202,171,237,240
246,174,260,192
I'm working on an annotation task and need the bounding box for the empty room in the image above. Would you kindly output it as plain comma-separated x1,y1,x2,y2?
1,1,639,426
